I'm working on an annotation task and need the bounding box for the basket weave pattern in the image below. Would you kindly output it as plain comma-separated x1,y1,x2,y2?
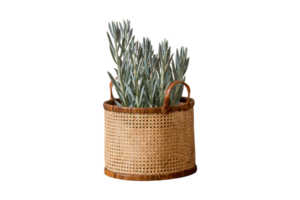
104,108,195,175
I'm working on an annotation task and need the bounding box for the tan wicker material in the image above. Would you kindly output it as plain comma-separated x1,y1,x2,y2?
104,107,195,175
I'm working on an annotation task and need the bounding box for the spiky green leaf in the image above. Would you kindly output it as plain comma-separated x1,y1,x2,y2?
114,100,122,107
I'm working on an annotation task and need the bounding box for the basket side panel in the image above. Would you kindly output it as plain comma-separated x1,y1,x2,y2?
104,108,195,175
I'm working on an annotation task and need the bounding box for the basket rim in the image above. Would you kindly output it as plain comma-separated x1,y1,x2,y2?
103,96,195,114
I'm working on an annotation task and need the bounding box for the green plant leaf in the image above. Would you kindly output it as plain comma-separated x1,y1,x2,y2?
119,23,125,44
124,82,135,100
107,21,115,38
104,31,116,64
138,76,144,87
105,70,126,106
114,100,122,107
152,83,157,99
112,67,118,76
139,86,145,106
164,70,170,85
143,90,151,107
107,71,121,93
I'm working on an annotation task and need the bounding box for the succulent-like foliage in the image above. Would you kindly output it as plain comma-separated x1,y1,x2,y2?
107,20,190,108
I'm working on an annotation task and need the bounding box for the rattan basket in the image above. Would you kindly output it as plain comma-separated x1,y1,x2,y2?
103,81,197,181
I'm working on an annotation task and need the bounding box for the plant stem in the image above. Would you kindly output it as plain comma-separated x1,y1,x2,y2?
135,60,140,107
160,59,165,106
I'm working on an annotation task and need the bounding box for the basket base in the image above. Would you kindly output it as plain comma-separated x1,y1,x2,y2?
104,165,197,181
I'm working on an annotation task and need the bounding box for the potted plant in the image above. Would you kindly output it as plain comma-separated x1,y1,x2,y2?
103,20,196,181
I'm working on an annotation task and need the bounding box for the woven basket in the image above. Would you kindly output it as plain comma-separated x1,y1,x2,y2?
103,81,197,181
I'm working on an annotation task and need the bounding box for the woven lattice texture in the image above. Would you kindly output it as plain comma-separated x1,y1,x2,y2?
104,108,195,175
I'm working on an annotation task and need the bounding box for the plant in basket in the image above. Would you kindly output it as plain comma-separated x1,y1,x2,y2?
104,20,196,181
104,18,192,108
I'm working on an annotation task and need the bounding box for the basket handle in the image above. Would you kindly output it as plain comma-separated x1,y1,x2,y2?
107,81,193,110
161,81,191,114
107,81,115,99
109,77,118,100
